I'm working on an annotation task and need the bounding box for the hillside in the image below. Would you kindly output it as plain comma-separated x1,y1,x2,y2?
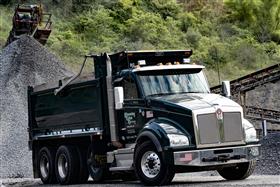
1,0,280,86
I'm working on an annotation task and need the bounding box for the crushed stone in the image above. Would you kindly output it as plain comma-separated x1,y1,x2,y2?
0,35,73,178
255,133,280,175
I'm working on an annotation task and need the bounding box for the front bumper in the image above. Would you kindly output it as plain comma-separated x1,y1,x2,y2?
174,144,260,166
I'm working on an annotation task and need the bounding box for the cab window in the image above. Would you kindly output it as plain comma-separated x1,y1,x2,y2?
123,75,138,99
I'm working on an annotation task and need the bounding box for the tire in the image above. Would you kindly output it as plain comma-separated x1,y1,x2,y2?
55,145,80,185
38,147,57,184
218,160,256,180
134,141,175,186
77,148,89,183
87,146,108,182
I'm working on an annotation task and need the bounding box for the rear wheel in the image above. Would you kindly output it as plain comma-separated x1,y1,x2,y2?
38,147,57,184
55,145,79,184
134,141,175,186
218,160,256,180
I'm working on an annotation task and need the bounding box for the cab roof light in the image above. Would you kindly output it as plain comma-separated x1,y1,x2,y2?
135,65,141,69
137,60,146,66
183,58,191,64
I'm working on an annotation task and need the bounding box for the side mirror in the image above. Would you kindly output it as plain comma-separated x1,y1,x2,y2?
114,87,124,110
222,81,231,98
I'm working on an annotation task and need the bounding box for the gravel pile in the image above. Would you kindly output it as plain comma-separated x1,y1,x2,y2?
255,133,280,175
0,35,73,178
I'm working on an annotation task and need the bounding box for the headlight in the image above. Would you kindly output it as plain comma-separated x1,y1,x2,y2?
243,119,258,143
167,134,190,147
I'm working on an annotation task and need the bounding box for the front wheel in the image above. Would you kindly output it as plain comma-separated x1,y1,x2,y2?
218,160,256,180
134,141,175,186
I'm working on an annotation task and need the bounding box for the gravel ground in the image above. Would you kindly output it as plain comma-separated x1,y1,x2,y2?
255,133,280,175
0,175,279,187
0,36,73,178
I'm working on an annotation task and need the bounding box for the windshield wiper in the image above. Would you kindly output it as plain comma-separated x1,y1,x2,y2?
177,91,206,94
147,92,177,97
147,91,207,97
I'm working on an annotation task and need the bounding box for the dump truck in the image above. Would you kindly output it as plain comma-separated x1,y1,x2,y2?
5,4,52,46
28,50,260,185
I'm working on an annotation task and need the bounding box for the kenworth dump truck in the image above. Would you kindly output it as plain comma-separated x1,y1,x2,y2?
28,50,260,185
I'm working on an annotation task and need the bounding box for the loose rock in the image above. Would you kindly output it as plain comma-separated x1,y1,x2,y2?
0,36,73,178
255,133,280,175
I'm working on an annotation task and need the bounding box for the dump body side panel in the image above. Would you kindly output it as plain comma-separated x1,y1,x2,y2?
28,79,104,142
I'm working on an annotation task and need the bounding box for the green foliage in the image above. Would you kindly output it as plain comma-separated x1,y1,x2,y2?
142,0,182,19
178,12,198,32
0,6,12,46
225,0,280,42
0,0,280,86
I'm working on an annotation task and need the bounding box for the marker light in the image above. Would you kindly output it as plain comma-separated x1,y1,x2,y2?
138,60,146,66
183,58,191,63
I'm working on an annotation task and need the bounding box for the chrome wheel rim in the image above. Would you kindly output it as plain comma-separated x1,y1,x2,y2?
58,154,68,179
40,154,49,179
141,151,161,178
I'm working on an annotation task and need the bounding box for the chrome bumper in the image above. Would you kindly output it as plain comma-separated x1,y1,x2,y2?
174,144,260,166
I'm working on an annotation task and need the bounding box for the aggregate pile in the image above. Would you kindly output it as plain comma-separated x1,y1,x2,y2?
0,35,73,178
255,133,280,175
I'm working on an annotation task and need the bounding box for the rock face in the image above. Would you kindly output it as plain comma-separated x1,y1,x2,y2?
0,36,73,178
246,81,280,110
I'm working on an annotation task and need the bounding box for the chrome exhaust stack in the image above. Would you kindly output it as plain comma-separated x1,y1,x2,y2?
105,53,119,144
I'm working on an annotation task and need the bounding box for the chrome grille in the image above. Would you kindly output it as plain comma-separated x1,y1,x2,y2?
197,114,219,144
197,112,243,147
223,112,243,142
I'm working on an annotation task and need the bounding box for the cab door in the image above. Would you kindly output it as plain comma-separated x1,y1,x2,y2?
117,73,146,144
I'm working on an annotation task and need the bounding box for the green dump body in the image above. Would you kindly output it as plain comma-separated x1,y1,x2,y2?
28,77,108,142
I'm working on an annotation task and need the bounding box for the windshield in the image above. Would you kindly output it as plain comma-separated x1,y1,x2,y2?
137,69,210,97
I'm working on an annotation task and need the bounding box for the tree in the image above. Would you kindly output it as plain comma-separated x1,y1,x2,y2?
225,0,280,42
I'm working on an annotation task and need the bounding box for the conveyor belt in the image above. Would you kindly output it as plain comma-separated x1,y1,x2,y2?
244,106,280,124
210,63,280,124
211,63,280,95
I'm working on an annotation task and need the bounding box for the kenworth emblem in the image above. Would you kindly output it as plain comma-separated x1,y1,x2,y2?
216,108,223,120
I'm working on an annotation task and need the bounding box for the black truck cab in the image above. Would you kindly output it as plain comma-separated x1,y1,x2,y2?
28,50,260,185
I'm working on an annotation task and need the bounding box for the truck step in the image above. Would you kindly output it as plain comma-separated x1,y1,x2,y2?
109,166,133,171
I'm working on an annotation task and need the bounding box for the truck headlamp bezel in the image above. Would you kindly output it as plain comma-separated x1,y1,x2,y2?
167,134,190,147
243,119,259,143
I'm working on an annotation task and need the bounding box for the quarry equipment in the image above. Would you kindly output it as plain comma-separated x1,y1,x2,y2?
211,63,280,95
5,4,52,46
211,63,280,125
28,50,260,185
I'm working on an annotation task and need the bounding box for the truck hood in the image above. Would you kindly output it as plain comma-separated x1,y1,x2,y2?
150,93,241,112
